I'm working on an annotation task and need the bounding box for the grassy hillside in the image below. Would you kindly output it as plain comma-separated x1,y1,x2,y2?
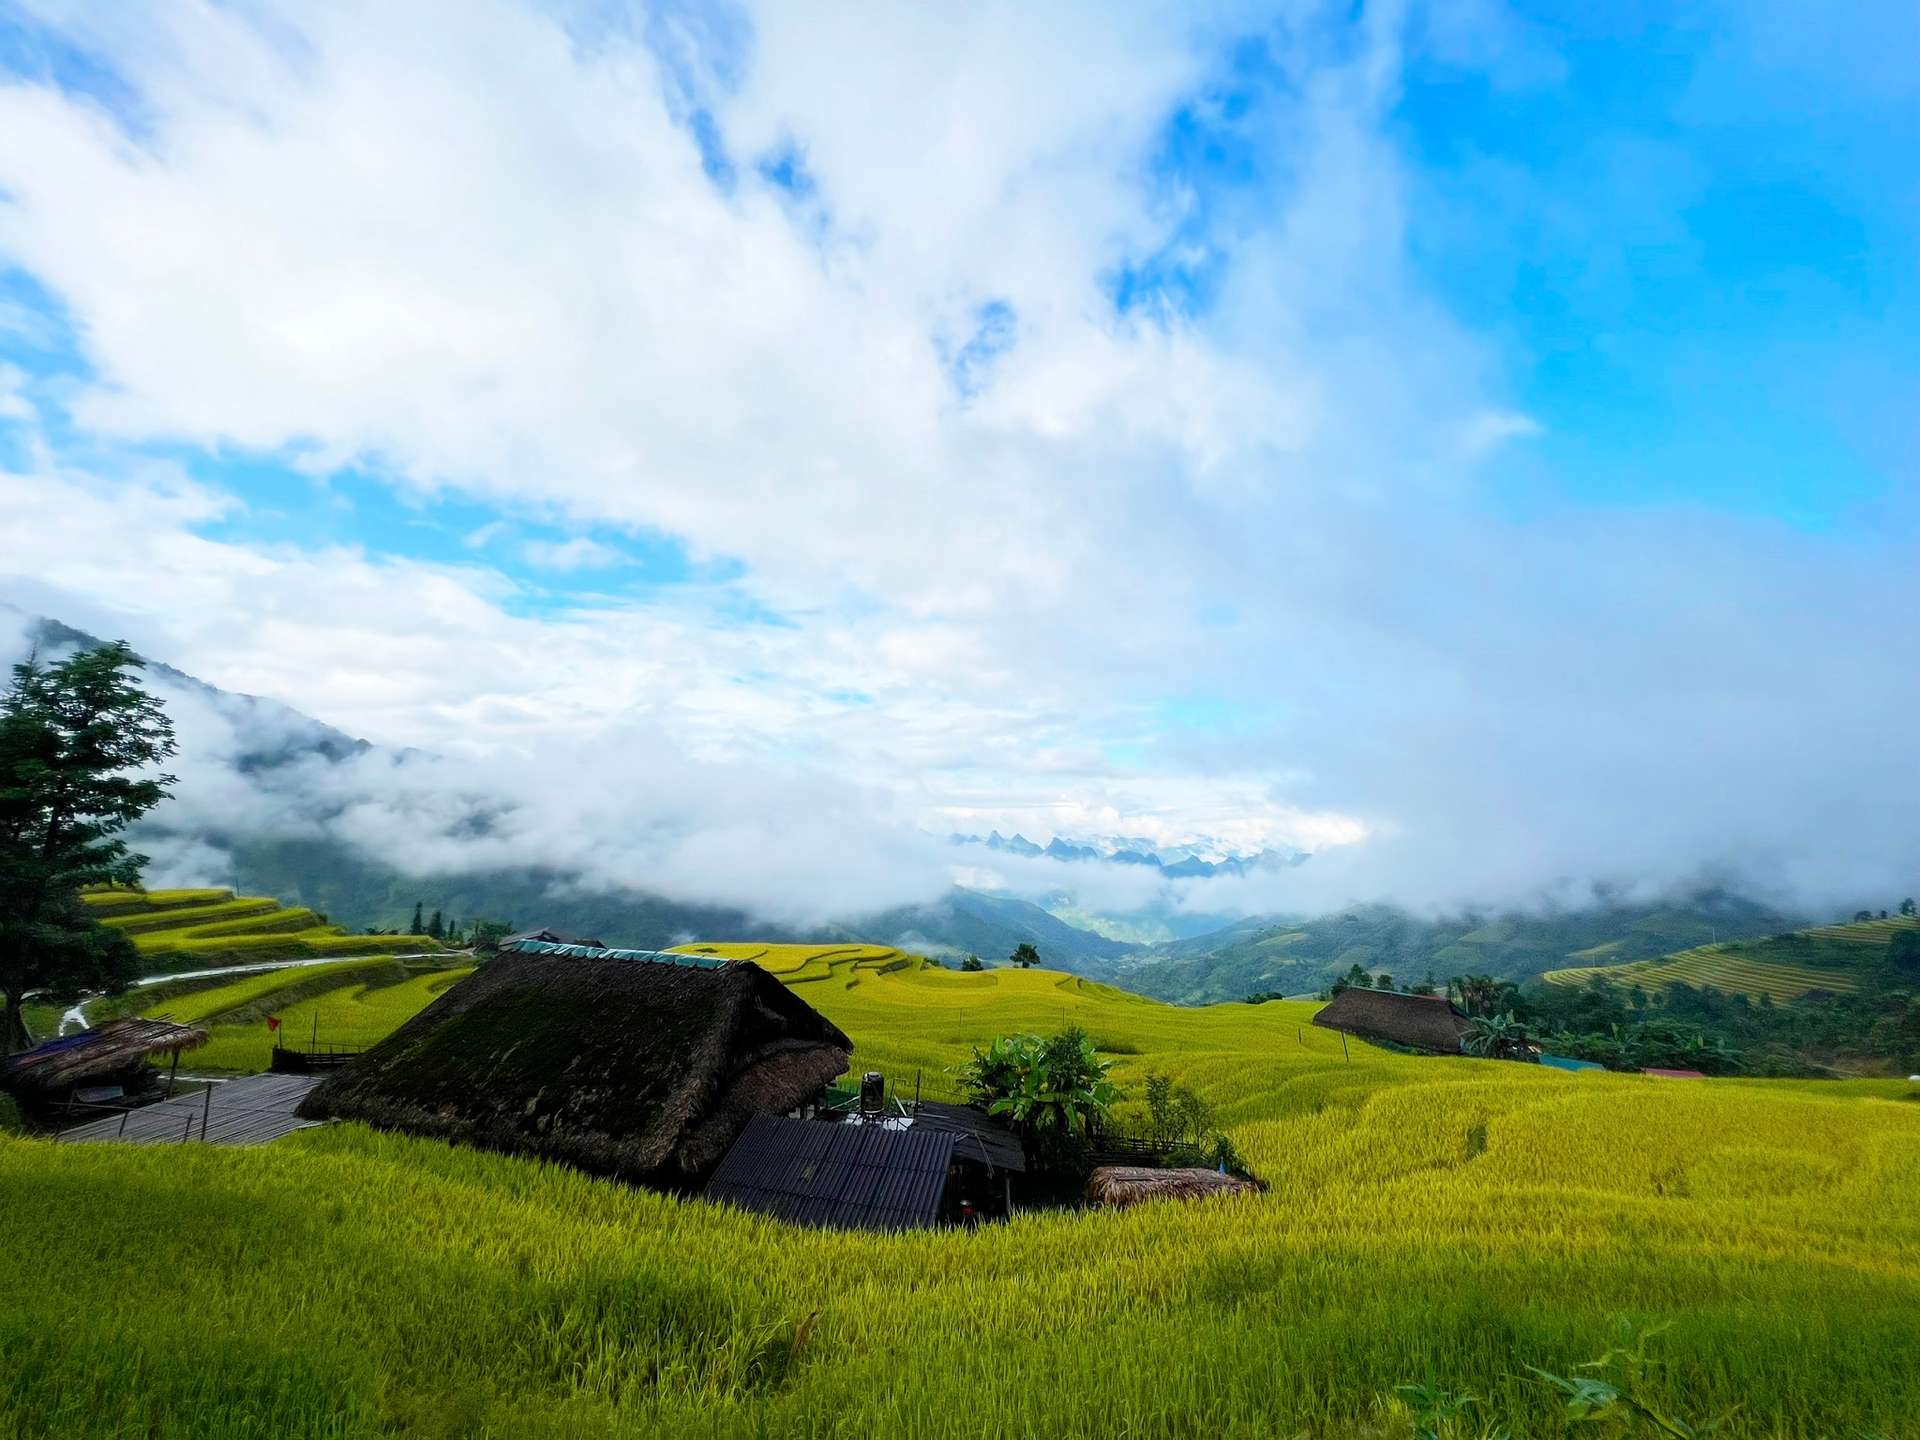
1545,914,1920,1002
1119,893,1800,1003
79,886,443,980
4,947,1916,1436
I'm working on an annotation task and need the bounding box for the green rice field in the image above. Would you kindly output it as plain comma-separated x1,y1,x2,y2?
76,886,444,979
3,942,1916,1437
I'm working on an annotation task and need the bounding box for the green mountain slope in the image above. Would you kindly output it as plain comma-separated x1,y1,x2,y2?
1113,892,1802,1004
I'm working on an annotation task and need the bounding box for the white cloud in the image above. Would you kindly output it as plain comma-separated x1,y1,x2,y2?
0,1,1915,929
521,536,624,572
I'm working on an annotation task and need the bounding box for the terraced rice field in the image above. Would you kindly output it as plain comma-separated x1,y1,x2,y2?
670,941,917,984
79,957,477,1072
1544,916,1917,1002
77,887,442,977
7,943,1918,1436
1545,942,1862,1002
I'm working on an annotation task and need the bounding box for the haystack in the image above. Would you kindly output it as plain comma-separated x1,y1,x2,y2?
297,948,852,1186
1086,1166,1255,1210
1,1018,208,1101
1311,988,1472,1054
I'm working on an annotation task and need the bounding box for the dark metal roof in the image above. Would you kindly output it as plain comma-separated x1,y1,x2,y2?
706,1113,957,1230
898,1100,1026,1173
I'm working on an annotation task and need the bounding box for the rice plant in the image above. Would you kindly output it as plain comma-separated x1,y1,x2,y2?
3,945,1915,1437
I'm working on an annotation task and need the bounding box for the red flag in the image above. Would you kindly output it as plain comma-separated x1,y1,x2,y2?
266,1016,281,1031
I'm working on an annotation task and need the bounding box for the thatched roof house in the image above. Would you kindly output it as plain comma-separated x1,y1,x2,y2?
1086,1166,1256,1210
297,947,852,1186
2,1018,208,1101
1311,988,1471,1054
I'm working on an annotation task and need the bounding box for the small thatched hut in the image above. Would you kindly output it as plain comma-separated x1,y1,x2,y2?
1,1018,208,1112
1086,1166,1256,1210
1311,988,1471,1054
297,947,852,1187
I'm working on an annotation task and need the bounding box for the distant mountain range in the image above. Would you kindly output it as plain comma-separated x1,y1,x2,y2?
949,829,1303,879
8,607,1819,1006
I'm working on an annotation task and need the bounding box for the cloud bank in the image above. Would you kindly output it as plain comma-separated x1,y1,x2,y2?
0,0,1915,927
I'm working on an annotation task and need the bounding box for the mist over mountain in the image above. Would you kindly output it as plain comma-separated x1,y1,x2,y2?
6,606,1872,1001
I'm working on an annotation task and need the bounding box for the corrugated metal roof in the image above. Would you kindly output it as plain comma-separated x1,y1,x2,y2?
706,1114,957,1230
896,1100,1026,1172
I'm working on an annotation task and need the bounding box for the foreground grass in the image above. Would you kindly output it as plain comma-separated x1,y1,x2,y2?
4,1076,1916,1438
6,948,1918,1437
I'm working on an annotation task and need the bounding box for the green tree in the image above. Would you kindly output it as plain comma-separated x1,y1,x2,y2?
1414,970,1439,996
1009,942,1040,969
0,642,176,1053
1454,974,1509,1018
1899,897,1915,917
410,901,424,935
1888,930,1920,979
960,953,984,972
426,909,445,941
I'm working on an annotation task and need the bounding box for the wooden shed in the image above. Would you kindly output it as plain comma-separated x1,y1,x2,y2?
1,1018,208,1115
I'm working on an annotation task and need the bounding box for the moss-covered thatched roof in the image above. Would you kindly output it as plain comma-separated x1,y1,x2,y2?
297,950,852,1185
1311,988,1471,1053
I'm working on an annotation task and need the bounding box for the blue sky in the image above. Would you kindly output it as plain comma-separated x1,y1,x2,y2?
1,0,1916,915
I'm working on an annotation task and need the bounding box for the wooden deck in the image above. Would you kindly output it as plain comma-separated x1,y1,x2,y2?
57,1072,325,1147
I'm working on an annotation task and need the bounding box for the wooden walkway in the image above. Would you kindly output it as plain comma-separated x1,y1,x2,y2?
57,1073,324,1147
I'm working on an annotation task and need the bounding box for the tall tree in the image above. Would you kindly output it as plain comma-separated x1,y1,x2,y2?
427,909,445,941
1009,942,1040,969
410,901,424,935
0,642,176,1052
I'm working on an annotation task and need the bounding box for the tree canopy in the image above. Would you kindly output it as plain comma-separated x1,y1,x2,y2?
0,642,176,1051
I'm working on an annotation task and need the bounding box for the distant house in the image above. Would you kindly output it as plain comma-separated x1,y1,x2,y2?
1,1018,208,1115
1311,988,1472,1054
297,946,852,1187
500,928,606,950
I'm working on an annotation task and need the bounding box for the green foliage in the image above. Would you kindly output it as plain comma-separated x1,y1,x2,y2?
0,1092,20,1135
1008,942,1040,969
0,641,175,1050
960,953,984,972
1462,1012,1537,1062
1526,1323,1728,1437
956,1025,1120,1149
1394,1381,1505,1440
